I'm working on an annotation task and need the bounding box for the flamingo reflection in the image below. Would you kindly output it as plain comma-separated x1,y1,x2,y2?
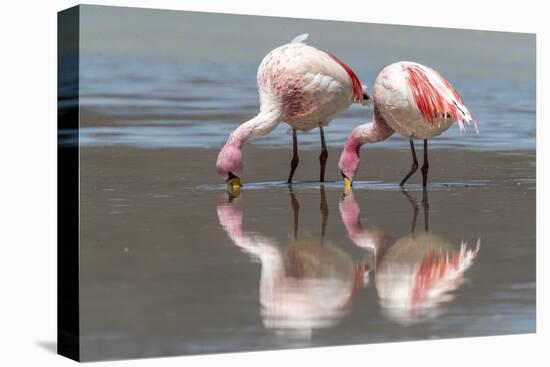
339,190,480,325
217,187,366,337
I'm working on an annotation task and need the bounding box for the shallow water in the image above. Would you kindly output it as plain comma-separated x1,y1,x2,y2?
73,54,535,151
61,6,536,152
78,147,535,361
198,180,492,192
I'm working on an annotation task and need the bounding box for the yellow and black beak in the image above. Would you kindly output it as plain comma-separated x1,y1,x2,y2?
226,171,242,192
341,172,353,194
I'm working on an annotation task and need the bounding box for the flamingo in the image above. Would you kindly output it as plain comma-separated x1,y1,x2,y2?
339,190,480,325
216,34,369,191
216,188,366,337
338,61,477,190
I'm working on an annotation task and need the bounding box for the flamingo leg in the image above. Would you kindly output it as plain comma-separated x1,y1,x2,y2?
401,188,429,232
289,187,300,240
287,129,299,183
421,139,429,188
319,124,328,182
401,189,419,232
422,188,429,232
399,140,419,187
320,184,328,243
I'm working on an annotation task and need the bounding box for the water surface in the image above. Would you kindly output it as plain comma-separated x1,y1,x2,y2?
62,6,536,151
78,147,535,361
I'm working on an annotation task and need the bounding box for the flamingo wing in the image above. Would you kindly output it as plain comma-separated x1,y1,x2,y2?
403,63,477,133
287,33,363,103
329,54,365,104
411,240,480,307
257,42,364,125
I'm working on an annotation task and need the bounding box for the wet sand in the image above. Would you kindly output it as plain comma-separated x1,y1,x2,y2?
79,146,535,361
80,144,535,187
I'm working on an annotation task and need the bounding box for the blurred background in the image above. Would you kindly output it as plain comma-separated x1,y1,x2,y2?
73,5,536,150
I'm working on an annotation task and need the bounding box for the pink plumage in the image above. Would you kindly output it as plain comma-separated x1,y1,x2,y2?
217,34,368,184
403,63,475,131
329,54,365,104
339,192,481,324
339,61,477,187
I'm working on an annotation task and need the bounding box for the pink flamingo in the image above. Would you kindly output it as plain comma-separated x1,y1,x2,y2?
216,189,366,337
339,191,480,325
216,34,369,191
338,61,476,190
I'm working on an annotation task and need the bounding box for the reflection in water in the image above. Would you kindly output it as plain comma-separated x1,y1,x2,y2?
217,187,481,337
217,187,366,338
340,190,480,325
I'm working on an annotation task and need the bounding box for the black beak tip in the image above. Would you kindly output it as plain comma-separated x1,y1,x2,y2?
226,171,239,182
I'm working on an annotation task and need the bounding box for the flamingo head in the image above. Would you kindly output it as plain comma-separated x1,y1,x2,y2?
216,143,243,191
338,137,361,192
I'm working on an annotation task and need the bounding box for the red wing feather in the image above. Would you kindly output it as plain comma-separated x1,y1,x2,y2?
404,64,467,125
411,250,461,305
329,54,364,104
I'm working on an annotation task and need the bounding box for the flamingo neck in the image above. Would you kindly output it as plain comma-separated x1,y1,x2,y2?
345,103,394,153
227,109,281,149
339,193,394,254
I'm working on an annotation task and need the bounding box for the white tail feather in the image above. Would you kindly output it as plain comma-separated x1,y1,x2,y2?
291,33,309,44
